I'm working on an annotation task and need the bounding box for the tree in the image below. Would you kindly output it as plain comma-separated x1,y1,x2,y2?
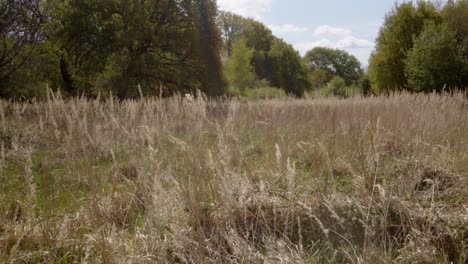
0,0,43,81
405,23,462,92
443,0,468,43
190,0,226,97
309,67,328,89
304,47,336,83
304,47,363,85
216,13,310,97
327,76,346,97
443,0,468,89
241,19,274,83
42,0,125,95
359,74,372,96
217,13,274,81
225,38,255,94
269,38,310,96
41,0,226,98
368,1,441,93
217,11,245,55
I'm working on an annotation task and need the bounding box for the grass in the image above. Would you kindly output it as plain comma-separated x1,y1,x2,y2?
0,92,467,263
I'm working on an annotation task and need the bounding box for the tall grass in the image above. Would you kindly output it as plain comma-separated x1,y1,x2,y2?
0,92,467,263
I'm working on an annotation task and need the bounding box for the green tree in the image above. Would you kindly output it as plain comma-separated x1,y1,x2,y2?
0,0,43,97
359,74,372,96
269,39,311,96
43,0,130,95
217,14,274,82
190,0,227,97
368,1,441,93
42,0,226,98
443,0,468,43
309,68,328,89
405,23,462,92
304,47,363,85
217,11,245,55
216,13,310,96
225,38,255,95
241,19,274,83
443,0,468,89
327,76,346,96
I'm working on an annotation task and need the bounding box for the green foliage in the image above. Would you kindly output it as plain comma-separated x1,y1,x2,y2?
308,68,328,89
0,0,42,81
244,86,287,100
443,0,468,43
443,0,468,88
304,47,363,85
317,76,362,98
217,11,246,55
359,74,372,96
304,47,363,96
2,0,227,99
0,0,44,97
7,0,467,98
268,39,311,96
368,1,442,93
218,11,310,97
2,1,317,99
191,0,227,97
405,23,462,92
327,76,346,96
0,44,58,99
225,38,255,95
218,12,274,79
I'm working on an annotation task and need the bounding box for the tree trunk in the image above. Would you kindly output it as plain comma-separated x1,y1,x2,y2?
60,57,73,93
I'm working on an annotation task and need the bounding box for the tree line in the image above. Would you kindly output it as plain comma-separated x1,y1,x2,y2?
0,0,466,99
369,0,468,93
1,0,225,99
218,11,311,97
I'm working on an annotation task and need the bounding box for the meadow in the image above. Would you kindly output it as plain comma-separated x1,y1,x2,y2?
0,92,467,263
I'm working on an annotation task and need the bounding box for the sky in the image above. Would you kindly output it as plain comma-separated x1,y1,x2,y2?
217,0,413,66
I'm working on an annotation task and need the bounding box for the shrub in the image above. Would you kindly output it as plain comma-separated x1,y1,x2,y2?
245,86,287,100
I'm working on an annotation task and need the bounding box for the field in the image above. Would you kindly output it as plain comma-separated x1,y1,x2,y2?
0,93,467,263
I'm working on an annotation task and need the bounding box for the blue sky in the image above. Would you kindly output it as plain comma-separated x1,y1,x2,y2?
217,0,408,65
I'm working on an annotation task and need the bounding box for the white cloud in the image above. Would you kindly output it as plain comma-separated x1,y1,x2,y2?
295,37,374,55
217,0,272,19
295,38,374,65
295,25,375,65
269,24,308,34
336,36,374,49
314,25,352,39
295,39,334,52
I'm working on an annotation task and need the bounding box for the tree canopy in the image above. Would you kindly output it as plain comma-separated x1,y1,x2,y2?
0,0,43,81
1,0,227,98
218,11,310,96
442,0,468,87
405,22,462,92
368,0,468,93
304,47,363,86
2,0,466,99
225,38,255,94
368,1,442,93
1,2,313,99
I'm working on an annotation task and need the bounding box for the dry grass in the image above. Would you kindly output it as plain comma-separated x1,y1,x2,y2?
0,92,467,263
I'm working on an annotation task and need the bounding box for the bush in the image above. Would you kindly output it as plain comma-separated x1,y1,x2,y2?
328,76,346,96
359,74,372,96
316,76,363,98
244,86,287,100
